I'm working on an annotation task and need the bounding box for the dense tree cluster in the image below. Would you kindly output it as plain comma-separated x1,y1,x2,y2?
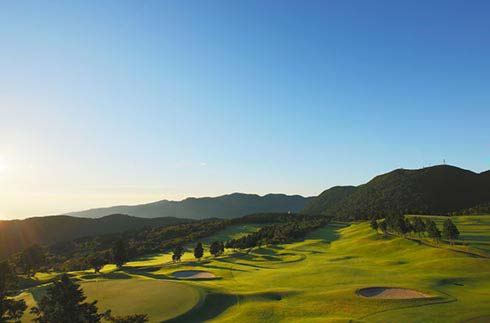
450,203,490,216
9,219,228,273
0,261,27,322
442,219,460,245
371,215,460,246
226,216,330,249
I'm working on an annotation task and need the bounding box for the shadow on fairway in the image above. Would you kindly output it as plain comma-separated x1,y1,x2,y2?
164,293,238,323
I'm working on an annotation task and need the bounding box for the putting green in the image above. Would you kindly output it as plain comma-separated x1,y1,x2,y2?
81,280,203,322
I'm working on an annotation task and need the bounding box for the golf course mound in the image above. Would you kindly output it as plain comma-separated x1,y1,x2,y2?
357,287,431,299
173,270,216,279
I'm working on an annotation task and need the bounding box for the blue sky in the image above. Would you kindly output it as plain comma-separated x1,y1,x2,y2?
0,1,489,218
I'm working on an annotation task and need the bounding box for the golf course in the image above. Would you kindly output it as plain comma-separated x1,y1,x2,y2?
15,216,490,323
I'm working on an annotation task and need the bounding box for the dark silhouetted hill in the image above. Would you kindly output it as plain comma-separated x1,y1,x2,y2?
303,165,490,220
67,193,313,219
0,214,191,257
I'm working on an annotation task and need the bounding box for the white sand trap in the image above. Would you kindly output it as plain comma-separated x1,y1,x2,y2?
172,270,216,279
357,287,431,299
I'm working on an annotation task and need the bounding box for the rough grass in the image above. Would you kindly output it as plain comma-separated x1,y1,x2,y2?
18,217,490,323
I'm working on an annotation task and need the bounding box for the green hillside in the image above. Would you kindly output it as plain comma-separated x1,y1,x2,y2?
303,165,490,219
301,186,356,215
16,216,490,323
0,214,192,257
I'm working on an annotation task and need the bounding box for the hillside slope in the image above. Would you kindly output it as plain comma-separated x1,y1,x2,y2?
68,193,313,219
301,185,356,215
0,214,192,257
304,165,490,219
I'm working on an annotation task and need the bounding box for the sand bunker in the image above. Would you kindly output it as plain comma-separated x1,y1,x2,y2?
172,270,216,279
357,287,431,299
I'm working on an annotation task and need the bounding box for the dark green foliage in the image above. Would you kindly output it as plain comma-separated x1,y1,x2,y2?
451,202,490,215
107,314,149,323
412,217,426,236
194,242,204,261
112,239,128,269
233,212,321,224
370,219,379,233
385,214,410,236
305,165,490,220
69,193,312,220
20,244,45,276
226,216,330,249
87,253,107,273
10,219,228,273
0,214,192,258
209,242,223,257
0,261,27,322
426,220,442,244
30,274,107,323
172,246,184,262
442,219,460,245
379,220,387,235
300,186,357,215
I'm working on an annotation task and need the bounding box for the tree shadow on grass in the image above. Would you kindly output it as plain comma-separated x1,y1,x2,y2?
164,293,238,323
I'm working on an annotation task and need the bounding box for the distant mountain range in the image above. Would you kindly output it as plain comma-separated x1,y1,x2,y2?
302,165,490,220
68,193,313,219
0,214,192,258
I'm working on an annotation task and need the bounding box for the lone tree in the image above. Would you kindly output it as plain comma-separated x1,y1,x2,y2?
172,246,184,263
194,242,204,261
87,254,106,274
210,241,223,257
370,218,379,234
107,314,149,323
20,244,45,277
0,261,27,322
442,219,460,245
30,274,107,323
112,239,128,269
426,220,442,245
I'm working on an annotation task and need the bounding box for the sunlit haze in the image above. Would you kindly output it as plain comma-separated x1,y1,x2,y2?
1,1,489,219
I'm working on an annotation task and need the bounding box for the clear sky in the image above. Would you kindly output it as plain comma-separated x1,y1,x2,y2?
1,1,489,219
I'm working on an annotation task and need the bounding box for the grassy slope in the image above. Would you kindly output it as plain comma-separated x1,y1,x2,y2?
18,219,490,323
406,215,490,255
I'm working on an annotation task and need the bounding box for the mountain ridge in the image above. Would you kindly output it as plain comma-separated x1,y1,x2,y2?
67,192,313,219
302,165,490,219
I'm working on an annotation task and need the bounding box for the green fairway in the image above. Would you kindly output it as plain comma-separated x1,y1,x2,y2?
18,217,490,323
407,215,490,255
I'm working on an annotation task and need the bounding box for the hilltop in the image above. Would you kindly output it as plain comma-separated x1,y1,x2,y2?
303,165,490,219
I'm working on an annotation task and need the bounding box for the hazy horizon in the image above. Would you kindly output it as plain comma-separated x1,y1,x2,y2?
1,1,489,219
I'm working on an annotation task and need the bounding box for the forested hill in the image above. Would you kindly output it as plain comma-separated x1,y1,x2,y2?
68,193,313,219
302,165,490,220
0,214,192,257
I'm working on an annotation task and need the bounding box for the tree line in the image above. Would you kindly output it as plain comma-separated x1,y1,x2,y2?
226,215,330,250
370,214,460,245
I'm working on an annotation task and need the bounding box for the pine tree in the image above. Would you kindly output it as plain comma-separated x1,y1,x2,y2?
210,241,221,257
173,246,184,262
30,274,107,323
442,219,460,245
426,220,441,245
194,242,204,261
112,239,128,269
